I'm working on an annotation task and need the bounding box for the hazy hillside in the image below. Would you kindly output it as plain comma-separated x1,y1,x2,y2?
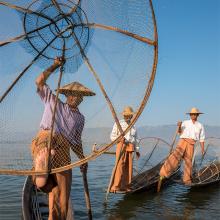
137,125,220,143
0,125,219,144
82,125,220,144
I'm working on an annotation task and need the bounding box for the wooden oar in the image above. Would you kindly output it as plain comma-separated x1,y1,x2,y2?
82,169,92,220
169,125,180,153
192,142,209,175
104,138,126,206
192,143,198,171
198,144,210,168
92,143,116,155
157,125,180,192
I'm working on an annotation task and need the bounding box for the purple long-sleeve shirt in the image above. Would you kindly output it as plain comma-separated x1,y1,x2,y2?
38,85,84,145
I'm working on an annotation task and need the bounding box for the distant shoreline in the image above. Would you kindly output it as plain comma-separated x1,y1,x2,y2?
0,125,219,144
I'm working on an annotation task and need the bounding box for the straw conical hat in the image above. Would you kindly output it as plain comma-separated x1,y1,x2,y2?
186,107,204,115
57,82,96,96
122,106,135,116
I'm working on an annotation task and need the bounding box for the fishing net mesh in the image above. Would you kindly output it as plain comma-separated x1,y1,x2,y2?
0,0,157,175
130,137,220,189
192,137,220,184
130,137,173,190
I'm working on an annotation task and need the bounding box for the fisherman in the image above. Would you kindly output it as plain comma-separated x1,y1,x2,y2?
110,106,140,193
157,107,205,192
31,57,95,220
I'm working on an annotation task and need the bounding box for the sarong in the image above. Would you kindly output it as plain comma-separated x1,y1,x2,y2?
160,138,196,184
110,141,134,192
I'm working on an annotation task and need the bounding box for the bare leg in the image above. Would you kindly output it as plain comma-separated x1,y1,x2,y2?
34,148,56,188
34,148,48,188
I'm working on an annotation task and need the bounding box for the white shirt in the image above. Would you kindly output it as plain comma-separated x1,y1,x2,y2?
110,119,139,151
180,120,205,142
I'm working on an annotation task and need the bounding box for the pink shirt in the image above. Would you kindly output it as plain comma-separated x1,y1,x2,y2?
38,85,84,145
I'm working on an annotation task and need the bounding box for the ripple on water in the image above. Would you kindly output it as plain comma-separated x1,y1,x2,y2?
0,159,220,219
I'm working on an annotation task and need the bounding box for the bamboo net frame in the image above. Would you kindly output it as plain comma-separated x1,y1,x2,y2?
0,0,158,176
191,137,220,186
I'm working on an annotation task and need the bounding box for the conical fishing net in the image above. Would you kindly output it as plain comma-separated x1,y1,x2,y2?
0,0,158,175
129,137,175,191
192,137,220,185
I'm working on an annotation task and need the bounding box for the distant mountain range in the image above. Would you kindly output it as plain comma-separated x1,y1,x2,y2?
0,125,219,144
138,125,220,142
83,125,220,144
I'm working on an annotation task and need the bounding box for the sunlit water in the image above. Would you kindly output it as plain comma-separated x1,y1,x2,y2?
0,153,220,220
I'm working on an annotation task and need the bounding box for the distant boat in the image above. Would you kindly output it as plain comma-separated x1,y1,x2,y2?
22,176,74,220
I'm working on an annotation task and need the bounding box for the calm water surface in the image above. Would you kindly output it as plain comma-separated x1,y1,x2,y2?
0,154,220,220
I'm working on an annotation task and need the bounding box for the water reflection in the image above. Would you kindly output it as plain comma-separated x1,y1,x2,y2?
105,185,178,220
104,181,220,220
0,156,219,220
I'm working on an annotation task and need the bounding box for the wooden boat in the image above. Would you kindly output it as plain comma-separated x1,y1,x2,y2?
22,176,74,220
172,137,220,188
128,161,180,194
106,137,181,195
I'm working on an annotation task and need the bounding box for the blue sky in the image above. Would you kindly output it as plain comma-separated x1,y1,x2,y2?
0,0,219,131
138,0,220,126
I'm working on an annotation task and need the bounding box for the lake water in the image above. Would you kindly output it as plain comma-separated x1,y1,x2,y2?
0,152,220,220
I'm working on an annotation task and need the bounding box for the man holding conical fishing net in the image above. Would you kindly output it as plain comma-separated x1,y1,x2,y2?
157,107,205,192
31,57,95,219
109,106,140,193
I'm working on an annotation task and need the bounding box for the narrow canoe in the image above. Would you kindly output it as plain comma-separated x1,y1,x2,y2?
128,161,181,194
22,176,74,220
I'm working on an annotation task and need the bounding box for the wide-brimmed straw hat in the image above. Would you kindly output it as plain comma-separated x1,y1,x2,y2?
56,82,96,96
186,107,204,115
122,106,135,116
